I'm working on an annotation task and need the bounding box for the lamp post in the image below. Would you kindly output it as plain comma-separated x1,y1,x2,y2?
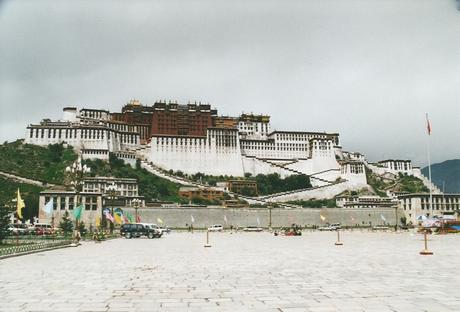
65,156,90,238
132,198,141,223
268,205,273,229
106,183,118,234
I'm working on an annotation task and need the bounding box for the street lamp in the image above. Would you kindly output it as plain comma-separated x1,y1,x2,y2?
106,182,118,234
65,156,90,237
132,198,142,223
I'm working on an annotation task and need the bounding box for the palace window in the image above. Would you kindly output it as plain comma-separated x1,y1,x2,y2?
60,197,66,210
68,197,74,210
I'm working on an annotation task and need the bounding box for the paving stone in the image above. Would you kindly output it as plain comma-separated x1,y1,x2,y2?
0,232,459,311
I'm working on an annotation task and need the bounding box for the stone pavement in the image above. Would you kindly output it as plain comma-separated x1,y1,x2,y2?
1,231,459,312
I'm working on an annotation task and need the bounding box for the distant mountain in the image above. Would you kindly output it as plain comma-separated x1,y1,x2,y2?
422,159,460,193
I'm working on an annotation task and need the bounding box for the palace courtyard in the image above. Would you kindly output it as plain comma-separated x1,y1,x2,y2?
0,231,459,312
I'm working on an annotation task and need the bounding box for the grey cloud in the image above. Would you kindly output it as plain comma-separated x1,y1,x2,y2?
1,0,460,166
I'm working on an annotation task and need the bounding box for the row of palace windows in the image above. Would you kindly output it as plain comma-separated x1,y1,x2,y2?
108,122,138,133
30,128,79,139
80,110,107,119
30,127,138,144
44,196,98,211
421,197,460,203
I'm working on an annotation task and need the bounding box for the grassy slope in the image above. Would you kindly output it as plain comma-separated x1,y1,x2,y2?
0,141,181,204
366,167,428,196
0,140,77,184
174,171,312,196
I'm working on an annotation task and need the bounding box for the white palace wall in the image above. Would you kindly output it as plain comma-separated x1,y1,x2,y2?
149,130,245,177
241,156,292,178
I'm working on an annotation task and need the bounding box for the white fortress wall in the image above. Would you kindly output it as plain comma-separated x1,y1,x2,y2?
340,162,368,187
79,128,110,151
241,156,292,178
148,129,245,177
366,163,388,176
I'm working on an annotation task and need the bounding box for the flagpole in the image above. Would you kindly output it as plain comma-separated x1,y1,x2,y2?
426,113,433,218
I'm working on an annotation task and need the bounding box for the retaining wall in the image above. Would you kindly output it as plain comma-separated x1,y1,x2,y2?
124,207,401,228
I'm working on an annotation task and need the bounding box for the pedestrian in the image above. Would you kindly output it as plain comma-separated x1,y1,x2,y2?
75,230,81,244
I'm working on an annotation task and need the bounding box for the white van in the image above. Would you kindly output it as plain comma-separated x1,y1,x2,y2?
208,224,223,232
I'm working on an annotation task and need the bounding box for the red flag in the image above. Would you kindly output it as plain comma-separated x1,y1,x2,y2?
426,113,431,135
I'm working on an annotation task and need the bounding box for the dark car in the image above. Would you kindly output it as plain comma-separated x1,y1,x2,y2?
120,223,162,239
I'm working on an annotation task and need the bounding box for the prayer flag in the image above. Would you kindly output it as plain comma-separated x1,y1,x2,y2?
191,215,195,223
73,204,84,220
380,214,387,222
43,197,53,214
114,213,123,225
157,218,164,224
16,188,25,219
426,113,432,135
320,214,326,221
126,212,135,223
104,210,114,223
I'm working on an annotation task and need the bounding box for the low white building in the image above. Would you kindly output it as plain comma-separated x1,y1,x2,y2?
398,193,460,224
38,190,103,226
378,159,412,174
83,176,145,207
39,176,145,225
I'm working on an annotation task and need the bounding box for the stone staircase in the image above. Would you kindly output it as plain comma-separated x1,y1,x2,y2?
258,179,348,202
133,150,335,208
255,157,334,186
139,159,300,208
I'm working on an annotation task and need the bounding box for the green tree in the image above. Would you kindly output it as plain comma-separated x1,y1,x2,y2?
0,205,12,244
240,186,256,197
59,211,74,236
77,221,87,236
48,143,64,162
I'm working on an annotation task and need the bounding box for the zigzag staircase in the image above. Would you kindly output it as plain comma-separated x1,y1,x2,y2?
254,157,335,186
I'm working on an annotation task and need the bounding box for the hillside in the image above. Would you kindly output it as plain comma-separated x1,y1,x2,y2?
0,141,182,206
422,159,460,193
366,167,428,196
0,140,77,184
83,156,181,203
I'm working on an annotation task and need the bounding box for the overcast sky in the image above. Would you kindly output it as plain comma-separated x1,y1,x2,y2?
1,0,459,166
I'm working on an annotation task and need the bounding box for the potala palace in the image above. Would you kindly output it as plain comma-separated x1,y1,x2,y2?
25,100,437,206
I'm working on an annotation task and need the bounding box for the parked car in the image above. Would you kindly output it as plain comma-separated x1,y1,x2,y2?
34,223,55,235
243,226,263,232
148,223,171,234
208,224,223,232
330,223,341,230
318,223,340,231
120,223,162,239
27,224,37,235
8,223,29,235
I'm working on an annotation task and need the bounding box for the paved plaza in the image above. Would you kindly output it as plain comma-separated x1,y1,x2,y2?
1,231,459,312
